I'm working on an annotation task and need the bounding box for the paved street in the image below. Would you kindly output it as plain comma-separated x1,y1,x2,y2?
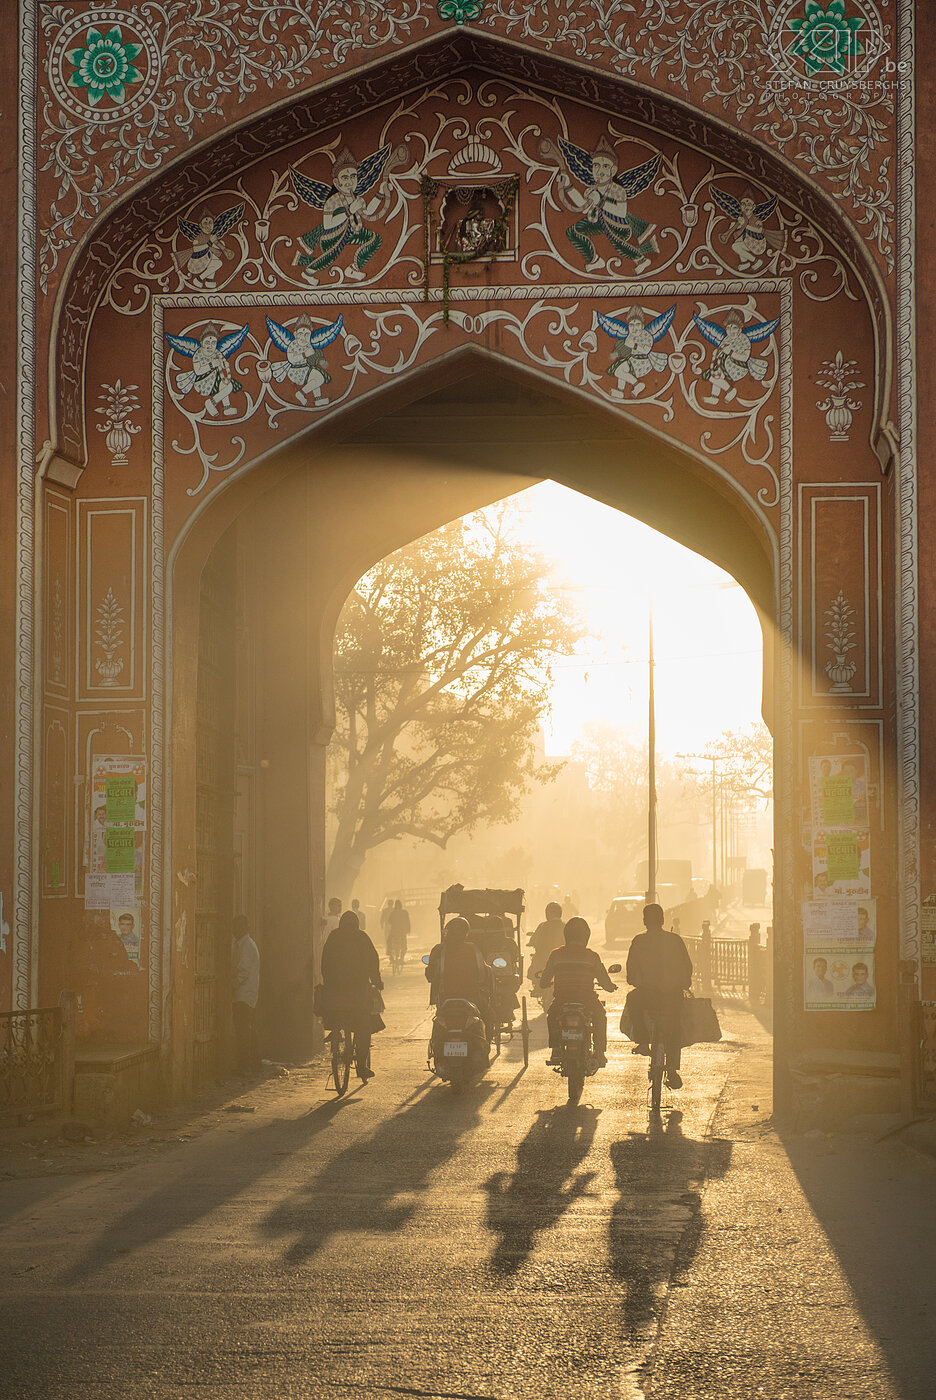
2,949,935,1400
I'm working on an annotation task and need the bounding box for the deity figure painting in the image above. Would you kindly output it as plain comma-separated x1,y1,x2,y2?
552,136,661,274
597,305,676,398
450,204,498,256
263,312,344,405
711,188,784,271
166,322,249,417
290,144,394,283
173,204,244,288
692,308,779,404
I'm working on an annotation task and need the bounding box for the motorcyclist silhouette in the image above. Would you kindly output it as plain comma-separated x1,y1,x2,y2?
426,916,493,1031
540,917,616,1067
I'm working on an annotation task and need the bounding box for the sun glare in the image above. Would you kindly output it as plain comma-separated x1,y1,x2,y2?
510,481,766,757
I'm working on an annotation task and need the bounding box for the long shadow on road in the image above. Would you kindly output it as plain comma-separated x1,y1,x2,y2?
483,1106,600,1277
60,1094,361,1283
261,1082,493,1264
608,1111,732,1342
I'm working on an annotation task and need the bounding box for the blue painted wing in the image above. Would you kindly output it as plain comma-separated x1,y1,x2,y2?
211,203,245,239
744,316,780,344
558,137,594,186
596,311,631,340
354,144,392,198
613,151,662,197
711,186,743,219
177,216,202,242
754,194,778,222
217,325,250,358
290,167,334,210
165,332,201,358
308,314,344,349
265,316,294,352
647,305,677,342
692,312,726,347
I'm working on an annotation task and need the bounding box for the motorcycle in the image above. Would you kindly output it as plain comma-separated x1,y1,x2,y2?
422,955,490,1091
553,963,621,1104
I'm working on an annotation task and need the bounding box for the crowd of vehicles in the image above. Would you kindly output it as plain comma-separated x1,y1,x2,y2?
319,882,691,1109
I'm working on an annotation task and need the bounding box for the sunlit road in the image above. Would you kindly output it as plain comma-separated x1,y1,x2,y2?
3,944,936,1400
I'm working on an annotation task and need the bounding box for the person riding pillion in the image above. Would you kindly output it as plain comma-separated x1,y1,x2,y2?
320,909,384,1082
625,903,693,1089
426,916,493,1030
540,917,616,1067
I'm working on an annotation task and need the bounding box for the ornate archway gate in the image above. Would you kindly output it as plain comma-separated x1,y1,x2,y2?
9,15,921,1122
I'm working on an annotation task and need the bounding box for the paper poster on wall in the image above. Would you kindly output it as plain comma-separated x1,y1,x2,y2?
84,872,137,910
110,906,142,965
922,898,936,967
803,899,876,949
809,754,869,829
812,830,870,898
104,827,135,874
803,950,876,1010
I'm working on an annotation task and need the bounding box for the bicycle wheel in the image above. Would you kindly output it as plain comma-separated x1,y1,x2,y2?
649,1039,664,1112
332,1026,351,1097
521,997,529,1068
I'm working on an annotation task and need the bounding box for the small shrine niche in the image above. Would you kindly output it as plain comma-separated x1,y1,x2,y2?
431,180,517,261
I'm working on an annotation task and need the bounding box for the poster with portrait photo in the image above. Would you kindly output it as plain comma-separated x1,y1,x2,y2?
811,829,871,899
808,753,869,829
110,906,142,966
803,898,876,950
804,949,876,1010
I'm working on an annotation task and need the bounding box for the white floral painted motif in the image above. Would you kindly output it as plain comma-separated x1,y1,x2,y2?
815,350,865,442
94,587,125,687
96,380,141,465
596,305,676,398
824,590,858,693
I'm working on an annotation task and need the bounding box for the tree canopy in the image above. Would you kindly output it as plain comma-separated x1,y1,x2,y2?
326,505,584,899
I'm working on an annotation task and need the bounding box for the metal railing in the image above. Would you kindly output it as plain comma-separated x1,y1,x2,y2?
682,923,773,1008
0,998,74,1115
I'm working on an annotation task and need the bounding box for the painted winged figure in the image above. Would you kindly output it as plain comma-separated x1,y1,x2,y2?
692,308,780,404
173,204,244,288
290,143,393,284
556,136,661,274
597,305,676,398
166,322,249,417
264,313,343,405
711,188,784,271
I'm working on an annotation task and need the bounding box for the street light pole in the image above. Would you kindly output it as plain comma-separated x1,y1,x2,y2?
678,750,729,893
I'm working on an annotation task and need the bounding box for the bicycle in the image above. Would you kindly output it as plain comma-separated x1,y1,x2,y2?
328,1022,370,1097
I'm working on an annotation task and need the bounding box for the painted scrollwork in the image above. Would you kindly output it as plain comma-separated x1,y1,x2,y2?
104,79,857,319
37,2,894,292
160,291,782,505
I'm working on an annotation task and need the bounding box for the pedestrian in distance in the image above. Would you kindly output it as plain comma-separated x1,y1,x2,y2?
386,899,410,972
350,897,367,930
323,897,342,938
231,914,261,1075
625,904,693,1089
320,909,384,1081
